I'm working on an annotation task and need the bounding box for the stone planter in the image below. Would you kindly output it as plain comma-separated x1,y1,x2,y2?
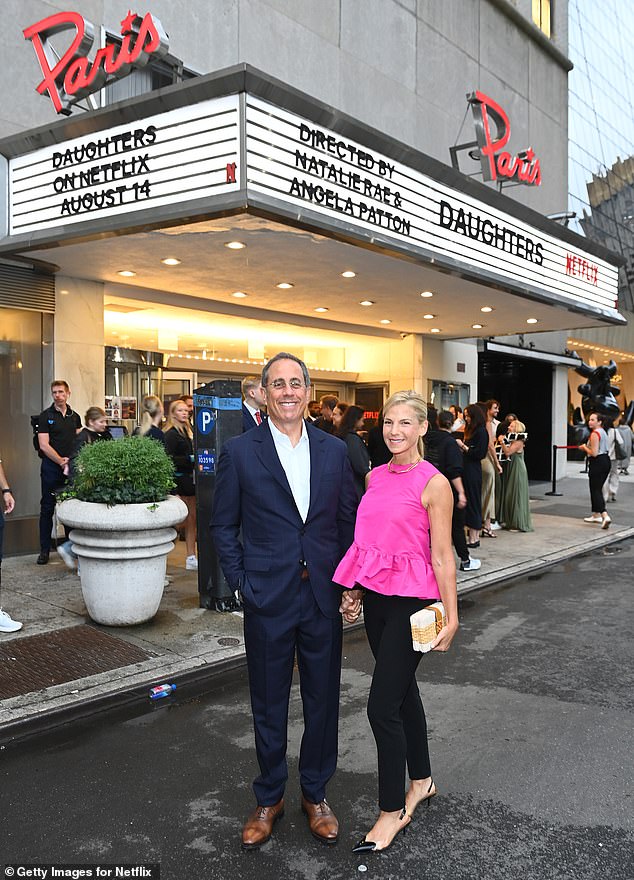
56,496,188,626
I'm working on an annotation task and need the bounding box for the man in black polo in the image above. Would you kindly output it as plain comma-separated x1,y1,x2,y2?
36,380,82,565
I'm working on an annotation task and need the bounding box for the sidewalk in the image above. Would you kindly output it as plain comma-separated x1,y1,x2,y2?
1,470,632,744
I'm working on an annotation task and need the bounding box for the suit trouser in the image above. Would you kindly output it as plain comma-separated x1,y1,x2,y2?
243,576,343,805
39,458,69,552
363,590,433,812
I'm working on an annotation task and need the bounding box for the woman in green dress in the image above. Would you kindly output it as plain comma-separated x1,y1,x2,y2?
498,420,533,532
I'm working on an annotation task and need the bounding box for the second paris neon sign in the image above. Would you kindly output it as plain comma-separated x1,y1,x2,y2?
24,10,169,115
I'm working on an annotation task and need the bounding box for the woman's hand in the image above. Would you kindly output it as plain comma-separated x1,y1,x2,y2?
340,588,363,623
431,619,459,652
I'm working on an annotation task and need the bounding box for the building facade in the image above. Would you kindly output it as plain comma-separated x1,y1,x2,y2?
567,0,634,413
0,0,622,553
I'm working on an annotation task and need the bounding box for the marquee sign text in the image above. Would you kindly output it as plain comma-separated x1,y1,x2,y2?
9,96,240,233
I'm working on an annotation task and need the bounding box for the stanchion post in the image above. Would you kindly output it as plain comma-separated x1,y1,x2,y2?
545,444,563,496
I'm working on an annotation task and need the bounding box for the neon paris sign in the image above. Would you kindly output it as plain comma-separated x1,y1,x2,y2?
24,10,169,115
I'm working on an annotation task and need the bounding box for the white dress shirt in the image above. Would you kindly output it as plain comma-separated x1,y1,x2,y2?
268,418,311,522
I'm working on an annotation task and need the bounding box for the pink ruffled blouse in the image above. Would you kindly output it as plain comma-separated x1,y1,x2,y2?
334,460,441,599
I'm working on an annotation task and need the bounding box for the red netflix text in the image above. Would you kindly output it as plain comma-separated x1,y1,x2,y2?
566,253,598,285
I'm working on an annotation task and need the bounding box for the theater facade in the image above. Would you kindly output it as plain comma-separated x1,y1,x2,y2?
0,1,625,553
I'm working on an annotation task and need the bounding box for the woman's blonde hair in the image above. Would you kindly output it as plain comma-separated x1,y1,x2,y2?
383,390,428,458
165,399,193,438
509,419,526,433
140,395,163,435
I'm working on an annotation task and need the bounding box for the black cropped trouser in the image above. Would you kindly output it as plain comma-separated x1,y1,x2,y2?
588,454,610,514
363,590,434,811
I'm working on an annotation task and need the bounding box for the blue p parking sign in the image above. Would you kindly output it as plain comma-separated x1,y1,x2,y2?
197,407,215,435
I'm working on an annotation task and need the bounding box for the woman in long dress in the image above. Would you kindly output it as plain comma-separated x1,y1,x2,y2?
335,390,458,853
498,420,533,532
455,404,489,548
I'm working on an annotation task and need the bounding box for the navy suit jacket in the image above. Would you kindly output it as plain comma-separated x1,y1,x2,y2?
211,420,357,618
242,403,259,432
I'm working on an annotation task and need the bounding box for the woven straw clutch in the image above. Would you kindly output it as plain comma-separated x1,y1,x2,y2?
410,602,447,653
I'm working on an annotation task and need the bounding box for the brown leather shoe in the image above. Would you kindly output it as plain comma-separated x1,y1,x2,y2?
301,796,339,845
241,799,284,849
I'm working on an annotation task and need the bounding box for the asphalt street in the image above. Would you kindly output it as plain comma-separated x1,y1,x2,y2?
2,539,633,880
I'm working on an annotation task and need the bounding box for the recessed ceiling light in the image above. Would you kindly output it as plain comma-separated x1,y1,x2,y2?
472,323,484,329
420,290,434,298
117,270,136,277
480,306,494,313
60,289,69,295
380,319,392,324
231,291,248,298
225,241,246,249
161,257,181,266
341,270,356,278
526,317,539,324
315,307,329,312
423,314,435,320
359,300,374,306
276,282,294,289
430,328,441,333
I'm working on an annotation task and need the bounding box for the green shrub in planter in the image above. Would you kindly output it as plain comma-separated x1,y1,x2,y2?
66,436,175,505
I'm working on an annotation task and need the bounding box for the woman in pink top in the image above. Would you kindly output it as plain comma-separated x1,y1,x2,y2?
336,390,459,853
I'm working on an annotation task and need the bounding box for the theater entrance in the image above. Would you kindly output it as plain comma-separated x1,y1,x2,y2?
478,352,553,481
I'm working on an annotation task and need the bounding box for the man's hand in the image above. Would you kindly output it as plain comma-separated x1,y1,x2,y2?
2,491,15,514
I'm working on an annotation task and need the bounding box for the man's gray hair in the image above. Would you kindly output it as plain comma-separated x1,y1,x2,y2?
262,352,311,388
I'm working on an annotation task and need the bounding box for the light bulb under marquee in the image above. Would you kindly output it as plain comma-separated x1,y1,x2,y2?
423,314,435,319
117,270,136,277
480,306,493,313
161,258,181,266
359,300,374,306
472,323,484,329
380,319,392,324
341,271,356,278
276,282,294,289
231,291,248,298
420,291,434,298
225,241,246,250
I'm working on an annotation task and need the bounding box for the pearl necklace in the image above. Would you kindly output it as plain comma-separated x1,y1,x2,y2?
388,458,422,474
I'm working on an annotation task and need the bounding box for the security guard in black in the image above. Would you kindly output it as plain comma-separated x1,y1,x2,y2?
36,381,81,564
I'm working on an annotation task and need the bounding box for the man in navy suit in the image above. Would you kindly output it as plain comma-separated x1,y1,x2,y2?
212,353,357,849
241,375,267,432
